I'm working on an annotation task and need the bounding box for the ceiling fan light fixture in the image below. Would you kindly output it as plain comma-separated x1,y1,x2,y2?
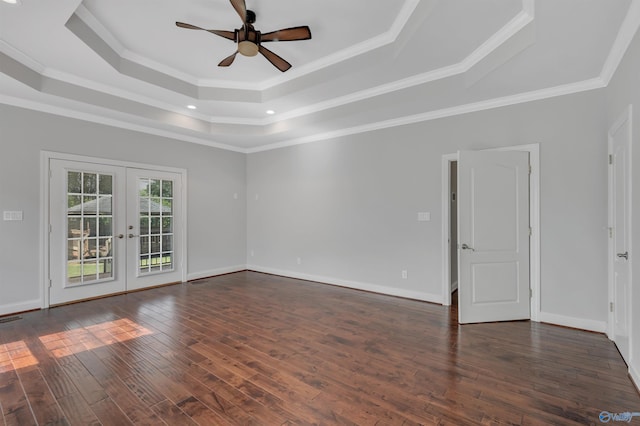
238,40,259,57
187,105,197,110
266,110,275,115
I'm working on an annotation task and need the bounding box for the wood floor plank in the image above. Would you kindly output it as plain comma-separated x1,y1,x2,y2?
1,271,639,425
0,371,36,426
56,392,100,426
89,396,133,425
17,367,68,426
150,399,198,425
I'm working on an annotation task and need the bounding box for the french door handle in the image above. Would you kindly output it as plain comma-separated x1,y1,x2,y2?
461,243,475,251
128,234,139,239
617,251,629,260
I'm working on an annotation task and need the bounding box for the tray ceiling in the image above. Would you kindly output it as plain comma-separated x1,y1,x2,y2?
0,0,636,152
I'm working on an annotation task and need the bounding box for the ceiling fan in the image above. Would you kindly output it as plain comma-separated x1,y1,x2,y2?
176,0,312,72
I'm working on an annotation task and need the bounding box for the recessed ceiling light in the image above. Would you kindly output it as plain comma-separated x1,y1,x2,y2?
266,110,275,115
2,0,21,5
187,105,197,110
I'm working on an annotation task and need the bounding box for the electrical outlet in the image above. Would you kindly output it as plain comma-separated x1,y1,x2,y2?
401,270,408,279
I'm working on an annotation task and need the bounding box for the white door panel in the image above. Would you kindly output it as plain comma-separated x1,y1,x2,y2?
126,168,183,291
458,150,530,324
49,160,127,305
609,109,631,366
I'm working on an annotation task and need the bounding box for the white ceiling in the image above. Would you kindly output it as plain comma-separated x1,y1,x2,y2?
0,0,637,152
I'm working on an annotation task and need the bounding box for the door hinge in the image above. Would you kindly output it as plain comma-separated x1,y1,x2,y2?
529,227,532,237
609,227,613,238
610,302,614,312
528,165,532,175
609,154,613,165
49,279,52,288
530,288,533,299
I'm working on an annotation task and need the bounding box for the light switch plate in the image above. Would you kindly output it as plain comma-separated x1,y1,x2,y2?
3,211,24,221
417,212,430,222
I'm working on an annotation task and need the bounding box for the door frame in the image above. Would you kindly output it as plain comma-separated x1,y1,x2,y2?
40,151,188,308
607,105,633,345
440,143,540,322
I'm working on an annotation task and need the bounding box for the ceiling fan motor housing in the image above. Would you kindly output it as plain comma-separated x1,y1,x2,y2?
236,26,261,56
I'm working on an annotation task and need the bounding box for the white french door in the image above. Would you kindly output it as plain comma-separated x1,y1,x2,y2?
49,159,183,305
457,150,530,324
126,168,183,291
608,107,632,366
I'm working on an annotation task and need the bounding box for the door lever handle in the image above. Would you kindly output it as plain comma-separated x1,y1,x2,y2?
617,251,629,260
461,243,475,251
128,234,139,239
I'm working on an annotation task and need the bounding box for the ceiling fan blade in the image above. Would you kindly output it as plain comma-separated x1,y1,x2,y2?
229,0,247,23
207,29,236,41
176,21,205,30
261,26,312,42
258,45,292,72
176,22,235,41
218,51,238,67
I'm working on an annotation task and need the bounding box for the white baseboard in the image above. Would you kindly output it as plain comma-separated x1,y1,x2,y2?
538,311,607,333
187,265,247,281
246,265,443,304
630,362,640,393
0,299,41,317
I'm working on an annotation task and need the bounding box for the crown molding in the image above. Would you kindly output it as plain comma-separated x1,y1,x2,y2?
600,0,640,85
247,77,606,153
0,94,246,153
243,0,535,125
0,39,46,75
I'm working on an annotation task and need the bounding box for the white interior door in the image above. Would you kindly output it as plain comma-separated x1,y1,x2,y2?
49,160,127,305
49,159,184,305
608,110,632,366
458,150,530,324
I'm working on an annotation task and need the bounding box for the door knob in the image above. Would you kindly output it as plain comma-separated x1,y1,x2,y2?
461,243,474,251
117,234,124,239
617,251,629,260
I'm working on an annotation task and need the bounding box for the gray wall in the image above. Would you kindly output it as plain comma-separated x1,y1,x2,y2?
247,89,609,327
0,104,246,314
606,21,640,389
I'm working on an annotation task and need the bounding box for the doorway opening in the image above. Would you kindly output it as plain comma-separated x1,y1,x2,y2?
449,161,458,307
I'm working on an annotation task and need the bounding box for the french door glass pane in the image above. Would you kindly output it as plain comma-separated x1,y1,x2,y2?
66,170,114,285
138,178,173,275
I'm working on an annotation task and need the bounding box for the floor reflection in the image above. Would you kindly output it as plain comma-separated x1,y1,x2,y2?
39,318,153,358
0,340,39,372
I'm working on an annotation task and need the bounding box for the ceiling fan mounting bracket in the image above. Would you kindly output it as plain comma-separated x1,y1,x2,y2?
245,9,256,24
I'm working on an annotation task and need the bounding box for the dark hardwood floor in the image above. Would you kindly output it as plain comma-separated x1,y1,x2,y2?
1,271,638,425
